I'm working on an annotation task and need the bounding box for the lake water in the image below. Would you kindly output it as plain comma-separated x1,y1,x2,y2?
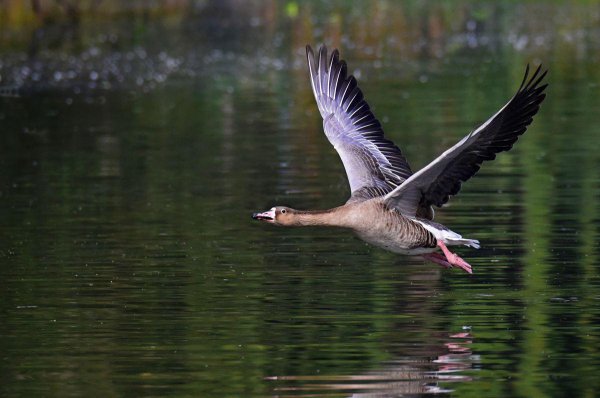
1,2,600,397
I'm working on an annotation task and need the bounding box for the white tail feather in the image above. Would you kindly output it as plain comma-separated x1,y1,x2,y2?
448,238,480,249
413,219,480,249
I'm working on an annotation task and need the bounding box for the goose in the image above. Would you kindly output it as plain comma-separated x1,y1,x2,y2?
252,45,547,274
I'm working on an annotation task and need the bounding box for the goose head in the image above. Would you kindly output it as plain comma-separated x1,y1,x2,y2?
252,206,295,226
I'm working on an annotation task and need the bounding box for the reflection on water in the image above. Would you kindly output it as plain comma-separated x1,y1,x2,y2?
1,2,600,398
269,332,475,397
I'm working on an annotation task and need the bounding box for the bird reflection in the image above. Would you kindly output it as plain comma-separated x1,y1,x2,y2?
267,331,476,397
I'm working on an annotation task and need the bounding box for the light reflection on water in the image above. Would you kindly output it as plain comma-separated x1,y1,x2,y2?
1,2,600,398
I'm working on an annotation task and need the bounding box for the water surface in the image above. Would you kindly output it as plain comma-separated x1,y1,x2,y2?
1,2,600,397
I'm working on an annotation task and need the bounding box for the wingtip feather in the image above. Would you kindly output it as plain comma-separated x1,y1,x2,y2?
519,64,531,91
521,64,548,92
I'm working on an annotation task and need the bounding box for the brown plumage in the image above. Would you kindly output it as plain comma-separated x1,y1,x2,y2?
252,45,547,274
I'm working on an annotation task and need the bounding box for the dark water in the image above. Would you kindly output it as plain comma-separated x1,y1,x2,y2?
1,2,600,397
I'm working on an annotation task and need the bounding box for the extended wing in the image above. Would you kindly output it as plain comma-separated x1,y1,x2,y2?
384,65,548,216
306,45,412,202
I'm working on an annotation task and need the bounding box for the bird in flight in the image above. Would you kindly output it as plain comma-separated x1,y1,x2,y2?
253,45,547,274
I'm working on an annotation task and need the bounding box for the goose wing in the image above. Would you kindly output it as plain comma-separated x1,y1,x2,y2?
384,65,548,216
306,45,413,202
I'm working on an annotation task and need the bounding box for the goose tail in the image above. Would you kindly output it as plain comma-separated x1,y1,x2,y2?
448,238,480,249
413,218,480,249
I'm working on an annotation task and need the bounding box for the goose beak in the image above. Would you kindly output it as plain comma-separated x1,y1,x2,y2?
252,209,275,222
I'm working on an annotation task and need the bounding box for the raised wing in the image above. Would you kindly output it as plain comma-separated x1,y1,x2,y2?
384,64,548,216
306,45,412,202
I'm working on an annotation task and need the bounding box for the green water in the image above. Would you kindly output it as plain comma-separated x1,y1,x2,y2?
1,2,600,397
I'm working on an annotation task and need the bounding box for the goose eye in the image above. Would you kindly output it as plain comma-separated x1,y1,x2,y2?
281,209,286,214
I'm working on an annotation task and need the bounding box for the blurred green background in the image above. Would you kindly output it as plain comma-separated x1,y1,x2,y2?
1,1,600,397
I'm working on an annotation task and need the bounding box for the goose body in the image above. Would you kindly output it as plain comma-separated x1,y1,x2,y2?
253,45,547,274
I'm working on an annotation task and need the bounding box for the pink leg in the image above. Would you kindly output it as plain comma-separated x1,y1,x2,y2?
423,252,453,269
437,240,473,274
